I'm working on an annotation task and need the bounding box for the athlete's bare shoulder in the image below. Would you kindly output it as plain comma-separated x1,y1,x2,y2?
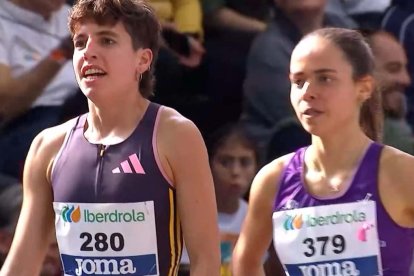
258,153,295,185
152,105,206,183
157,105,195,129
380,145,414,179
379,145,414,218
250,152,295,201
156,105,201,148
27,118,78,179
34,119,76,153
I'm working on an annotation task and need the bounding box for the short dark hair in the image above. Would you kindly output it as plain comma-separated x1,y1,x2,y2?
68,0,161,98
206,123,260,166
303,27,383,142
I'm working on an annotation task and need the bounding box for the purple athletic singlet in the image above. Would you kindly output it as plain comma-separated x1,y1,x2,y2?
273,143,414,276
51,102,182,276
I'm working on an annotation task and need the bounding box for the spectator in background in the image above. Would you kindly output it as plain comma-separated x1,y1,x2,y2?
327,0,391,29
148,0,206,109
0,0,79,180
241,0,352,162
179,123,259,276
0,174,21,231
382,0,414,131
200,0,272,132
365,30,414,155
0,174,22,264
202,0,269,34
149,0,204,67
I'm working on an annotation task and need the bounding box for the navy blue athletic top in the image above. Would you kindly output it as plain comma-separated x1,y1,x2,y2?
52,103,182,276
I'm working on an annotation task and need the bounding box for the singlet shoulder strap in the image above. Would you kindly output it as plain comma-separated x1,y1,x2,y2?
51,114,86,181
138,102,161,129
273,147,307,211
354,142,383,198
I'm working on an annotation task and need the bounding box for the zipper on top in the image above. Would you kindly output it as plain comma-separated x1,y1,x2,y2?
95,144,107,200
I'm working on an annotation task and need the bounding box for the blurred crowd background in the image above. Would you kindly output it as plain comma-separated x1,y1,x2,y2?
0,0,414,275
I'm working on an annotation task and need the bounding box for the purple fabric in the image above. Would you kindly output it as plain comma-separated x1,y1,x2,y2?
52,102,182,276
274,143,414,275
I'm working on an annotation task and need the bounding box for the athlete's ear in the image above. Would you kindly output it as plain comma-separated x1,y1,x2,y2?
136,48,153,75
356,75,375,103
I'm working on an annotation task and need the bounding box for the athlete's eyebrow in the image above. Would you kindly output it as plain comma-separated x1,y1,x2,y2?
73,33,85,41
290,68,338,78
313,68,337,74
73,30,120,40
289,72,303,80
94,30,120,38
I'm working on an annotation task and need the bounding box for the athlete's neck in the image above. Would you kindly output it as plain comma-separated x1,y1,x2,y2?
307,130,371,177
85,98,150,145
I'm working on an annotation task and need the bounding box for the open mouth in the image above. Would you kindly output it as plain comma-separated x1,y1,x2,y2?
83,68,107,80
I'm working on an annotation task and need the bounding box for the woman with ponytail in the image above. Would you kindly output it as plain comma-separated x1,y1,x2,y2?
233,27,414,276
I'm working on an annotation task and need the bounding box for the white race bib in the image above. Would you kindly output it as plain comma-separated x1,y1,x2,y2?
272,201,382,276
54,201,159,276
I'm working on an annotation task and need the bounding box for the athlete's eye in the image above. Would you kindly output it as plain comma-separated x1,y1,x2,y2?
74,39,86,49
292,79,305,89
102,37,115,45
317,75,333,84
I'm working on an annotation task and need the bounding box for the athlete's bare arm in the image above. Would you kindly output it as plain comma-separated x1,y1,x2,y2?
379,146,414,228
157,107,220,275
0,121,71,275
232,154,292,276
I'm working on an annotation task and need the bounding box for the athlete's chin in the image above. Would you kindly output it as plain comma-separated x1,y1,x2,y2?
80,88,102,103
302,124,323,137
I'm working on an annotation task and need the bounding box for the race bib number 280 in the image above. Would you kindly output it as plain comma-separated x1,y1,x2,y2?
54,201,159,276
272,201,382,276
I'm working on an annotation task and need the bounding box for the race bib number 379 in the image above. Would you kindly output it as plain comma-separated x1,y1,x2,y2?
54,201,159,276
272,201,382,276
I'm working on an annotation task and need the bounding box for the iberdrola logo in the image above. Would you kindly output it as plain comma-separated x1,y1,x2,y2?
284,214,303,230
62,205,81,223
283,210,367,231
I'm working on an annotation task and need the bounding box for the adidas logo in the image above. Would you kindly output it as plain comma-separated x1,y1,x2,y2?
112,153,145,174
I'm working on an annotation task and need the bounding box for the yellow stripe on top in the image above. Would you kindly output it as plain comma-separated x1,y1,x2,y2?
168,188,180,276
173,203,182,276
